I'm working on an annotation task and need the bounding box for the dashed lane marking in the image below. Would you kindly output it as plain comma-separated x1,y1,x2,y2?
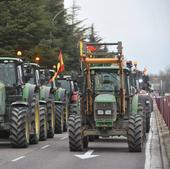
12,156,25,162
41,145,50,149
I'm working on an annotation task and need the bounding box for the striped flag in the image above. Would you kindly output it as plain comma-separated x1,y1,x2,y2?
49,50,65,83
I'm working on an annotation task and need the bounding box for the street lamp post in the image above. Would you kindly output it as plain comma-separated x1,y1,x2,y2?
50,7,71,47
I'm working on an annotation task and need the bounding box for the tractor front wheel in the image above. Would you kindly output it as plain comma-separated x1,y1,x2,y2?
68,114,83,151
55,104,64,134
29,97,40,144
47,102,55,138
10,106,30,148
128,114,144,152
39,105,47,141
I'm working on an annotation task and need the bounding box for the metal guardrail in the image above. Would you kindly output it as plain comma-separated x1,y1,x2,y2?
156,96,170,129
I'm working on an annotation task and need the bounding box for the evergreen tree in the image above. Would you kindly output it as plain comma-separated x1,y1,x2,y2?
0,0,51,60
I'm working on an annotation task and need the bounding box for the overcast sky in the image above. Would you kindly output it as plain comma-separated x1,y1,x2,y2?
65,0,170,74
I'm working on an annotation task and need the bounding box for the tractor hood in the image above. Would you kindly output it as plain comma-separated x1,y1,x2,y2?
95,94,116,103
0,82,6,115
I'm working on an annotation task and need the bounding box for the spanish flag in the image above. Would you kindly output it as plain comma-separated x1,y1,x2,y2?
49,50,65,83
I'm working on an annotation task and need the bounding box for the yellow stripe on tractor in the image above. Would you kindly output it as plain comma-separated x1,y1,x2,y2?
81,58,120,64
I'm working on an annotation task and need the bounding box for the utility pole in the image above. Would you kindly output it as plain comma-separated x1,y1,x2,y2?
72,0,76,25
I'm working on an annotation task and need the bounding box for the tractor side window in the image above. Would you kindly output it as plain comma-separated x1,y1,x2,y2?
23,66,35,84
17,65,23,85
0,63,16,86
70,81,75,92
35,69,40,85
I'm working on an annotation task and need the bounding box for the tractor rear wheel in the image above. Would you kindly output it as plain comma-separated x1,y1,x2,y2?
29,97,40,144
47,102,55,138
10,106,30,148
68,114,83,151
39,106,47,141
55,104,64,134
128,114,144,152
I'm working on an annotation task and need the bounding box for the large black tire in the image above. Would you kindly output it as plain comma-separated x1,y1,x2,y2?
68,114,83,151
39,106,47,141
47,102,55,138
29,97,40,144
146,112,151,133
55,104,64,134
128,115,144,152
10,106,30,148
137,103,146,139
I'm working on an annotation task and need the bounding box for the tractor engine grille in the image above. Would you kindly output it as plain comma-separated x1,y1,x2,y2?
95,103,113,110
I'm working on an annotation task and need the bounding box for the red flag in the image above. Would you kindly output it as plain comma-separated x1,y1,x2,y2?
86,45,96,52
49,50,65,83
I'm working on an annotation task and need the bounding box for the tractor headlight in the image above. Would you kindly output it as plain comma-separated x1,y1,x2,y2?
97,110,104,115
139,79,143,83
145,100,150,105
105,110,112,115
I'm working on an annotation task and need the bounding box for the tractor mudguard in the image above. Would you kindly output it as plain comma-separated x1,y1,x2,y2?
22,83,37,104
39,86,51,101
39,100,47,105
54,90,60,101
11,101,28,107
57,88,66,102
131,94,139,114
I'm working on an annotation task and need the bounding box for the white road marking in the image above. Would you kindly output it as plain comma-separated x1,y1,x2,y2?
60,136,68,140
41,145,50,149
12,156,25,162
75,150,100,160
144,127,152,169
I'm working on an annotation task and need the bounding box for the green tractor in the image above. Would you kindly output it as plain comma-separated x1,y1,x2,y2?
127,61,153,133
56,75,80,125
0,57,41,147
68,42,146,152
23,63,56,140
39,69,68,134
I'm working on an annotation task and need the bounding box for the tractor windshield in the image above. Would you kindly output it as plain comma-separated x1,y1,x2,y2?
0,63,16,86
94,72,120,92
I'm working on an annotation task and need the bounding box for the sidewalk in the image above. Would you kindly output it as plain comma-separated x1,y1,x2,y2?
144,100,170,169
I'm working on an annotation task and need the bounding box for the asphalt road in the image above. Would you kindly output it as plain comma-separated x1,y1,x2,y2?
0,134,145,169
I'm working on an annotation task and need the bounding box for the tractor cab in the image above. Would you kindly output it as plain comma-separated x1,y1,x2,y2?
0,57,24,87
23,63,41,87
0,58,25,131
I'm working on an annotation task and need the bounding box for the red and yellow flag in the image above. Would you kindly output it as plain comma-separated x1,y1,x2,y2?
86,45,96,52
49,50,65,83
